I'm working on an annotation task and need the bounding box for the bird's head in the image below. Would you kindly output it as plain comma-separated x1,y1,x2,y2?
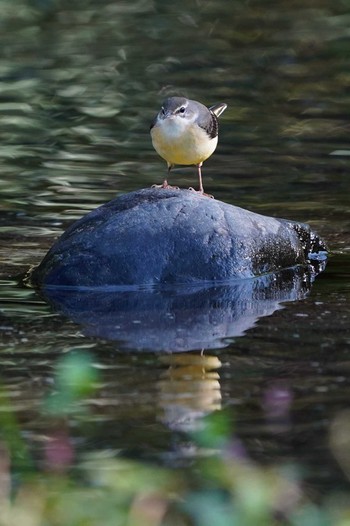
157,97,198,126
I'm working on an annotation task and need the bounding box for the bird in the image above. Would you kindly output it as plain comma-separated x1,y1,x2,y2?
150,96,227,196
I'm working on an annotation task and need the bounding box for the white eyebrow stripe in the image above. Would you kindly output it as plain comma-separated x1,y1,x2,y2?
175,100,189,112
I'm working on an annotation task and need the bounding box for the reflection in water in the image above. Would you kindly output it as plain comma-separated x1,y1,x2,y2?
39,265,317,352
157,354,222,433
262,382,294,434
330,410,350,481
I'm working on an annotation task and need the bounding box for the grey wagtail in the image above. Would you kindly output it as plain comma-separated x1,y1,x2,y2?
150,97,227,195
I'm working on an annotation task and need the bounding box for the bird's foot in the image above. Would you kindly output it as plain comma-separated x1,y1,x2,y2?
188,187,214,199
151,181,179,190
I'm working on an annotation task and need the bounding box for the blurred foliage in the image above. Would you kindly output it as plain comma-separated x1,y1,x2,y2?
0,294,350,525
0,350,350,525
0,378,350,526
44,351,99,415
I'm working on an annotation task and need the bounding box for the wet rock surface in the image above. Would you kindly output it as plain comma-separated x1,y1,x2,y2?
30,188,327,288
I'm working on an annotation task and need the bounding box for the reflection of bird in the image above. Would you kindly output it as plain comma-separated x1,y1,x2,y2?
150,96,227,195
157,353,222,433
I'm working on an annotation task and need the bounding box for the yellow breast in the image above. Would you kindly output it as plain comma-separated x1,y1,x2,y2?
151,120,218,166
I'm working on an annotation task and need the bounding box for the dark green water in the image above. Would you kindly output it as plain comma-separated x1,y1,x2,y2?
1,0,350,516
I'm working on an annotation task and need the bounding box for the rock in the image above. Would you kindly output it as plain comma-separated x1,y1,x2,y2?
30,188,327,288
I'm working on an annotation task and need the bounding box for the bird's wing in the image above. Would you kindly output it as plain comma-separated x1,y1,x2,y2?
197,110,218,139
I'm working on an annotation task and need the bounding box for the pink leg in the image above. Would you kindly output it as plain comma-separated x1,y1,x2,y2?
189,163,213,198
152,164,179,190
197,163,204,194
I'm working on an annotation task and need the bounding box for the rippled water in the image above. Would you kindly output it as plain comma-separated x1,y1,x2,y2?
1,0,350,508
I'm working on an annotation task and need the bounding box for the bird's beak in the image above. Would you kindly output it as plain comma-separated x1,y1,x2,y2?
163,111,175,119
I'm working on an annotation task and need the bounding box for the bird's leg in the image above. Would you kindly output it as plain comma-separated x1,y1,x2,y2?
188,164,214,198
197,163,204,194
164,163,180,189
152,163,179,190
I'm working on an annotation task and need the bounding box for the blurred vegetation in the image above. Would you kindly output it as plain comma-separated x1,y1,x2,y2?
0,352,349,525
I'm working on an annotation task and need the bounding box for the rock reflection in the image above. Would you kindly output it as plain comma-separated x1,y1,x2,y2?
39,265,317,352
157,353,222,432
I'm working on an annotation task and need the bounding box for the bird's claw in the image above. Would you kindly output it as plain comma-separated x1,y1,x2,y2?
188,187,214,199
151,183,179,190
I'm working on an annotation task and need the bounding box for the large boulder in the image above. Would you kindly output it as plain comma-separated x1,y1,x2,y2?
30,188,327,288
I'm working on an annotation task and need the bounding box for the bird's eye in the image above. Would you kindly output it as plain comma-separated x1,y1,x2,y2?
160,107,165,115
179,106,186,113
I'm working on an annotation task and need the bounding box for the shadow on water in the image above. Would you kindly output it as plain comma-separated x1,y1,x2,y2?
38,264,324,352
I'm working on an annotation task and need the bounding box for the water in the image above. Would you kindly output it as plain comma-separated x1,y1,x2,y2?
1,0,350,518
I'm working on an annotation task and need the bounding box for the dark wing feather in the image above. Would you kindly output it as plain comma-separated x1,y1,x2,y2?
197,111,219,139
197,102,227,139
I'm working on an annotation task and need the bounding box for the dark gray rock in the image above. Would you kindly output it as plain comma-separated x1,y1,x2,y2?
30,188,327,288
